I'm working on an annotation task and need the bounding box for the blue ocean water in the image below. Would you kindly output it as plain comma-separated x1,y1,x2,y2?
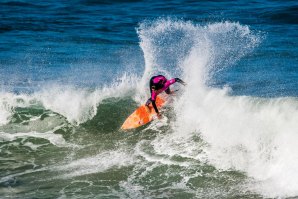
1,0,297,95
0,0,298,198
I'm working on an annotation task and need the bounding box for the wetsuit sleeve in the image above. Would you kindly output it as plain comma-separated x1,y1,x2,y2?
151,90,158,101
163,78,176,88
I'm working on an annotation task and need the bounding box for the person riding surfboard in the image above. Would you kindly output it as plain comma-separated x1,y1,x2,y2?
146,75,186,118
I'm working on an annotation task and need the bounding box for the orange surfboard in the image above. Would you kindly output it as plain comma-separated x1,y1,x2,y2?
121,96,166,130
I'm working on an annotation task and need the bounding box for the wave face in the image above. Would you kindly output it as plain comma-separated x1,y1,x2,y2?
1,17,298,198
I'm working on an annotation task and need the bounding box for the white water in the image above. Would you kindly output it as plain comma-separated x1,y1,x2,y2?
0,92,31,126
0,130,67,147
138,19,298,198
1,19,298,198
53,150,135,179
0,74,138,126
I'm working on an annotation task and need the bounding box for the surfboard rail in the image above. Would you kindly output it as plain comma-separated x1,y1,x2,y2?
121,96,166,130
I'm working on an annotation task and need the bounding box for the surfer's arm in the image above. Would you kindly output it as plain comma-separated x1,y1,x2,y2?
163,78,186,89
151,100,159,114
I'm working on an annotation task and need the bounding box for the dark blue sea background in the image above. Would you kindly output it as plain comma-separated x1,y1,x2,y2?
1,0,297,96
0,0,298,198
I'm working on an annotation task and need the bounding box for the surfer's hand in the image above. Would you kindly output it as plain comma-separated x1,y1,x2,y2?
145,99,151,106
175,78,187,86
157,113,162,119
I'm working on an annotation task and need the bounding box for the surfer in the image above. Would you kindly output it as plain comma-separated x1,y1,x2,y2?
146,75,186,117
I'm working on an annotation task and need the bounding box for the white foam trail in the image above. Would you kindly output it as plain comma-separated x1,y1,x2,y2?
135,140,192,167
0,130,67,147
23,141,47,150
53,150,135,178
0,167,47,184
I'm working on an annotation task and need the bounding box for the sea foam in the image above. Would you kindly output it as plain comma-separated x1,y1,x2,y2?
138,19,298,197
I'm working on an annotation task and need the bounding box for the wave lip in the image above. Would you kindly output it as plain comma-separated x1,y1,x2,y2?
0,74,137,126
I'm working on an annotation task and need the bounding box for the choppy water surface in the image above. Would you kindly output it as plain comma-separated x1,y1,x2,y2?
0,0,298,198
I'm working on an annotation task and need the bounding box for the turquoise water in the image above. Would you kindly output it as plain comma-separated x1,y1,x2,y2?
0,1,298,198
